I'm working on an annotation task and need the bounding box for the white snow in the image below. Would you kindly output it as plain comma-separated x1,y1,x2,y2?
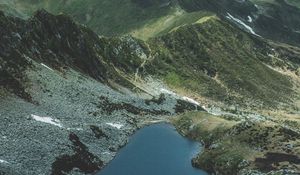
0,159,9,164
247,16,253,23
106,123,124,129
160,88,201,106
160,88,177,96
41,63,54,71
147,120,166,124
102,151,112,155
209,111,221,116
31,114,63,128
264,64,284,74
66,128,83,131
56,33,61,39
182,96,200,106
226,13,260,37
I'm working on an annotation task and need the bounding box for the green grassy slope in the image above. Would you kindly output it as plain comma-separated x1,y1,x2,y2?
2,5,298,108
286,0,300,8
3,0,300,45
1,9,300,175
1,0,175,36
130,9,214,40
144,16,296,108
0,0,27,18
173,111,300,174
178,0,300,46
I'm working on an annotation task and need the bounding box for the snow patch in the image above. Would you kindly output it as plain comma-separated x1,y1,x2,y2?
66,128,83,131
106,123,124,129
41,63,54,71
160,88,177,96
102,151,112,155
182,96,200,106
0,159,9,164
226,13,260,37
209,111,221,116
55,33,61,39
31,114,63,128
247,16,253,23
160,88,202,106
264,64,284,74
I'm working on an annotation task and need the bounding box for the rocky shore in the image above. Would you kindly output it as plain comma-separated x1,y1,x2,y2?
173,110,300,175
0,58,203,175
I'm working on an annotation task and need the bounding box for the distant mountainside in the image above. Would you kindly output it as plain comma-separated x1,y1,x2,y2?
179,0,300,46
1,0,300,46
1,1,300,175
0,0,175,36
146,16,300,109
2,9,299,109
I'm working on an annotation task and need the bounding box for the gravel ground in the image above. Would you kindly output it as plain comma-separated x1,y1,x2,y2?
0,59,186,175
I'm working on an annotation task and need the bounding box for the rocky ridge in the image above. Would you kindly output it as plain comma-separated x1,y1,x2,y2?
0,10,203,175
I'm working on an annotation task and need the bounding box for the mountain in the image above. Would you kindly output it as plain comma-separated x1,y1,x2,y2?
1,1,300,175
146,16,300,108
178,0,300,46
0,0,175,37
0,10,203,175
2,0,300,46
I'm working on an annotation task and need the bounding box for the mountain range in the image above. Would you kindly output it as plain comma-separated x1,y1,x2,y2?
0,0,300,174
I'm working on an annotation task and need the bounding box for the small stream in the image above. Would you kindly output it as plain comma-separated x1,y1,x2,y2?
98,123,208,175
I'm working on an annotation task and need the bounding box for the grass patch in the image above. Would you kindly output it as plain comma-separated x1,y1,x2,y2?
172,111,252,174
164,72,182,87
145,16,294,107
173,111,300,174
4,0,176,36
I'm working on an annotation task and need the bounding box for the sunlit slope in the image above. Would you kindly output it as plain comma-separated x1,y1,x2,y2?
143,16,299,108
0,0,176,37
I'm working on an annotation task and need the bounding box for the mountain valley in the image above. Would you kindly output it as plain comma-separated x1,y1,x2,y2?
0,0,300,175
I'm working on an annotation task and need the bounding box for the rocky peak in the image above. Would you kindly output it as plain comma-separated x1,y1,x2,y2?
2,9,110,83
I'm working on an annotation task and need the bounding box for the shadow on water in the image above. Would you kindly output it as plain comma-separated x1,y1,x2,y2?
98,123,208,175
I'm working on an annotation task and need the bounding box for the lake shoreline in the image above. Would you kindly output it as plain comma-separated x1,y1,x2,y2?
172,111,300,175
97,122,208,175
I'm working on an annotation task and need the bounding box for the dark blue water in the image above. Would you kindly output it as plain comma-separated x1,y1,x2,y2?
98,123,208,175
